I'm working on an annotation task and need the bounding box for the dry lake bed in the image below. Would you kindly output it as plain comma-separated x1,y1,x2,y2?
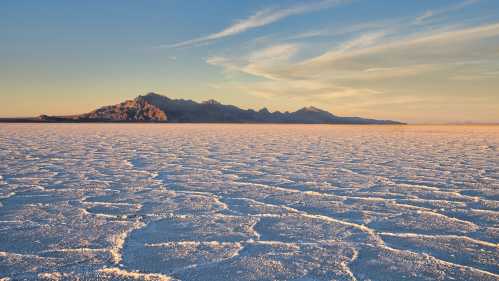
0,124,497,281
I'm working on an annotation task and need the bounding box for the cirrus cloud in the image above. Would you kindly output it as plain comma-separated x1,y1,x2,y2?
163,0,347,48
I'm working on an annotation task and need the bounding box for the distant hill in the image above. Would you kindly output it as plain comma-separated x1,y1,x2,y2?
0,93,404,124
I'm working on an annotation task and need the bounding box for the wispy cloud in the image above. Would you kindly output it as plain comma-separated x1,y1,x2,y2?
206,20,499,119
415,0,480,24
208,22,499,81
285,20,398,41
207,44,300,80
163,0,346,48
304,22,499,68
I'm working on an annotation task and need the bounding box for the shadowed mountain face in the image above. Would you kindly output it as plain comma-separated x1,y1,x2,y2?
1,93,404,124
78,98,167,122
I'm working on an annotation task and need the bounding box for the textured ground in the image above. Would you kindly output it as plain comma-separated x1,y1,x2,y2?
0,124,497,281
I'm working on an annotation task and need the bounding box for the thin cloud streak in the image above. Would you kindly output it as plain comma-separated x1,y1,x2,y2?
415,0,480,24
305,22,499,67
163,0,346,48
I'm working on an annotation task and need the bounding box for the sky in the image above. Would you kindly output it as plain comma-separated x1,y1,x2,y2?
1,0,499,123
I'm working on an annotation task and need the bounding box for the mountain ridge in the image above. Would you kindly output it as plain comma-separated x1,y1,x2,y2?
0,92,405,124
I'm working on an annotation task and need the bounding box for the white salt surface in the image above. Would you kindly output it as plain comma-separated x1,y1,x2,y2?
0,124,497,281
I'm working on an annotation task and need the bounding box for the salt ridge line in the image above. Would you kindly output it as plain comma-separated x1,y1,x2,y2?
109,220,146,265
144,240,369,247
378,243,499,279
379,232,499,248
98,267,176,281
0,251,63,261
341,247,360,281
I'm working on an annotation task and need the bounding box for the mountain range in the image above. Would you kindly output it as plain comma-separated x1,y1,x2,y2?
1,93,404,124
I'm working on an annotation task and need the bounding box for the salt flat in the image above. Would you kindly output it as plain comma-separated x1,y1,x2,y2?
0,124,497,281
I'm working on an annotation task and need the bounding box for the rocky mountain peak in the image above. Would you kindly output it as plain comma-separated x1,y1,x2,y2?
78,98,167,122
301,106,323,112
202,99,221,105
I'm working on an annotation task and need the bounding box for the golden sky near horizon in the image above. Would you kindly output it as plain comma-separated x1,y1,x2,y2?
1,0,499,123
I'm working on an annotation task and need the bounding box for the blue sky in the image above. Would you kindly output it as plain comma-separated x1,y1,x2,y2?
1,0,499,123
